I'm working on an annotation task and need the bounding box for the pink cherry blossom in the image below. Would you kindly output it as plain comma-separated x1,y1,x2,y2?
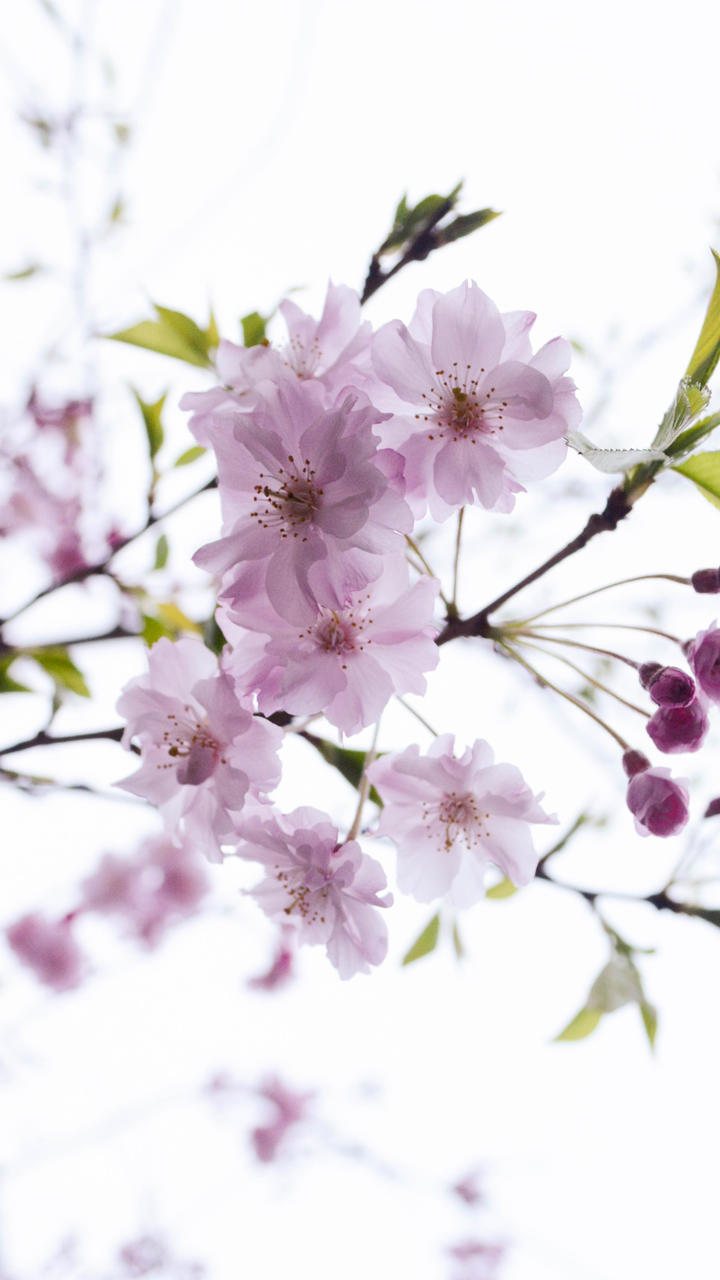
181,283,371,442
251,1075,313,1163
371,280,580,519
223,559,439,736
686,621,720,703
193,378,411,624
116,637,282,860
233,806,392,978
367,734,555,905
645,697,709,753
6,912,85,991
81,834,209,946
625,766,689,837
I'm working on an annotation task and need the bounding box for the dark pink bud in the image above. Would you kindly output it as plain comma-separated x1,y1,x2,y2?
638,662,663,690
646,698,709,753
686,623,720,703
626,768,689,837
622,748,651,778
704,797,720,818
691,568,720,594
647,666,696,707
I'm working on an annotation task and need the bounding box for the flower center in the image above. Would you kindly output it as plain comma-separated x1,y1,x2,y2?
415,364,509,443
425,790,490,853
251,455,323,539
162,709,220,785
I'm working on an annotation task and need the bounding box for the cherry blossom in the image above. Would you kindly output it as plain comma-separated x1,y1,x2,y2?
625,767,690,837
251,1075,313,1163
116,637,282,860
368,734,555,905
81,834,209,946
645,697,709,753
5,912,85,991
193,378,411,624
686,621,720,703
371,280,579,519
233,806,392,978
223,559,439,735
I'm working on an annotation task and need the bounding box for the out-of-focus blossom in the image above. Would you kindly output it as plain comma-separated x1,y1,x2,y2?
368,734,555,905
233,806,392,978
251,1075,313,1163
116,638,282,860
81,834,209,946
446,1238,508,1280
371,281,579,519
451,1169,487,1207
248,928,296,991
5,912,85,991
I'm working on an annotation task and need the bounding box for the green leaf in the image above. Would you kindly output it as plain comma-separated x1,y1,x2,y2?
32,648,90,697
664,412,720,460
174,445,206,467
0,656,32,693
451,920,465,959
486,877,518,900
203,615,227,656
640,1002,658,1049
435,208,502,245
108,303,215,368
651,377,711,451
554,1006,603,1042
588,956,643,1012
402,913,440,965
379,183,464,253
4,262,44,281
685,248,720,388
132,388,166,460
673,451,720,509
241,310,268,347
153,533,169,570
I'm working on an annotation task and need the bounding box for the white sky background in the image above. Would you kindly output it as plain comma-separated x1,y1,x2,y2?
2,1,720,1278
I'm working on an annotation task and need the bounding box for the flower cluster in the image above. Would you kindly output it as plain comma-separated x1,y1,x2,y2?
117,279,579,975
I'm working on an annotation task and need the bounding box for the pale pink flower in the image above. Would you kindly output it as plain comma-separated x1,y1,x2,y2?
116,638,282,860
81,835,209,945
193,378,411,623
251,1075,313,1163
234,806,392,978
368,734,555,905
224,559,439,736
181,282,371,439
371,281,579,519
6,912,85,991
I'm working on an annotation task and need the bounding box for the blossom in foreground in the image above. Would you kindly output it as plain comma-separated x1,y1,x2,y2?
233,806,392,978
371,280,580,519
625,766,689,837
116,638,282,860
645,697,709,754
6,912,85,991
686,621,720,703
193,379,411,624
224,560,439,735
368,734,555,905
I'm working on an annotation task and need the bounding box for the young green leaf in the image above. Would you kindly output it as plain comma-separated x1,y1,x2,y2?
31,648,90,697
132,389,166,461
640,1002,658,1050
402,912,441,965
685,248,720,388
554,1006,603,1042
0,656,32,694
673,451,720,510
153,533,169,570
241,311,268,347
486,877,518,899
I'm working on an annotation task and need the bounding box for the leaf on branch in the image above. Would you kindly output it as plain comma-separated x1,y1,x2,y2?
4,262,44,282
402,912,440,965
640,1001,658,1049
140,603,202,646
486,877,518,899
451,919,465,959
107,304,218,368
241,310,268,347
664,412,720,460
651,377,711,451
434,208,502,246
672,451,720,510
153,533,169,570
685,248,720,388
0,656,32,694
566,430,667,473
174,445,206,467
31,648,90,698
132,388,166,461
554,1006,604,1042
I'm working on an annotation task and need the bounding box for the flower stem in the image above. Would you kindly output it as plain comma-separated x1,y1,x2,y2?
516,638,650,717
502,642,630,750
515,572,691,625
346,721,381,843
516,629,640,669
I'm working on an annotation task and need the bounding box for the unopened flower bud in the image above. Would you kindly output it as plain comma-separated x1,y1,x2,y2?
691,568,720,594
626,768,689,837
646,697,709,754
704,797,720,819
638,662,663,690
647,666,696,707
686,623,720,703
622,748,651,778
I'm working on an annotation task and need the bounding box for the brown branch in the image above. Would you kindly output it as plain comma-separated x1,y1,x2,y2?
0,726,126,756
